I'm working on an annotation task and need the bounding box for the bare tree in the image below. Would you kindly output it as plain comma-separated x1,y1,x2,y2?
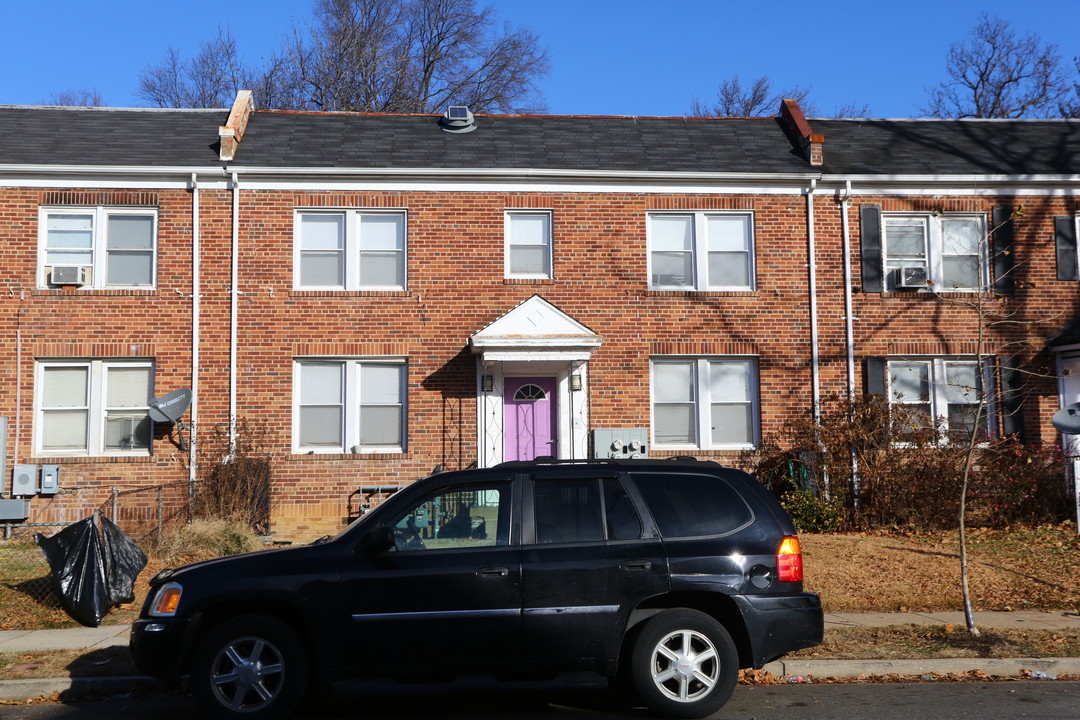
923,14,1069,118
1061,57,1080,118
691,75,816,117
139,28,256,108
46,88,106,107
136,1,548,113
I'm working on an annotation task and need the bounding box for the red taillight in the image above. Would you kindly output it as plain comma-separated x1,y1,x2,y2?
776,535,803,583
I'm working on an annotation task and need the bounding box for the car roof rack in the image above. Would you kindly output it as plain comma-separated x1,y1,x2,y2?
494,456,719,469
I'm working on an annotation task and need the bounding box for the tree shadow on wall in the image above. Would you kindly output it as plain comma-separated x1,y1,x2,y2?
421,345,476,471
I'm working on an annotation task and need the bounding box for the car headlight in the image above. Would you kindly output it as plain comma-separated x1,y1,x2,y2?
149,582,183,617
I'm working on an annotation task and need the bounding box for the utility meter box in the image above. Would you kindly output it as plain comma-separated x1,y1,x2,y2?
0,499,31,521
40,465,60,495
592,428,649,459
11,465,38,497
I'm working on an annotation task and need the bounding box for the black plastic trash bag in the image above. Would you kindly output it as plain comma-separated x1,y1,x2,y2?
35,515,148,627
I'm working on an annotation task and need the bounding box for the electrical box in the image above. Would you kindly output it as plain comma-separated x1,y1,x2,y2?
40,465,59,495
11,464,38,497
0,499,31,521
592,428,649,459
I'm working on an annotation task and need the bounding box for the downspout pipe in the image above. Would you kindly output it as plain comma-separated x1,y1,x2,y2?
189,173,200,510
840,180,860,500
229,172,239,459
807,179,821,424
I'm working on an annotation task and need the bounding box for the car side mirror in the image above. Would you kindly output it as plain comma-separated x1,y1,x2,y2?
359,525,395,555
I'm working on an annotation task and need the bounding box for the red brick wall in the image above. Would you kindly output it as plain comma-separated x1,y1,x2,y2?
2,184,1075,541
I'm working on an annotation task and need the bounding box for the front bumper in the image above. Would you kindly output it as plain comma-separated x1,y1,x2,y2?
129,617,196,681
735,592,824,667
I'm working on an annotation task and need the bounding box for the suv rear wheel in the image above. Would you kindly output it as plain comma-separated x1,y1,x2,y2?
190,614,308,720
630,608,738,719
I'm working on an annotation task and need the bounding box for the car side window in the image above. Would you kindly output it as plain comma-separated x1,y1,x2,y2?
630,471,752,537
389,482,510,551
533,478,605,544
604,478,642,540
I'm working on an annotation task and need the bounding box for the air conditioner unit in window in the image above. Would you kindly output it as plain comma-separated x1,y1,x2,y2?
898,265,929,288
49,266,88,286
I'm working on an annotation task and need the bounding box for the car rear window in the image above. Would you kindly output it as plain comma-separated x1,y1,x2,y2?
630,471,753,537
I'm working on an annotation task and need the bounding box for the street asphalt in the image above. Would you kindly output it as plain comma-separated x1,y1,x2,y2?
1,610,1078,701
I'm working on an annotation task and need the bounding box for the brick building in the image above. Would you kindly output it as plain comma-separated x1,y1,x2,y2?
1,93,1078,539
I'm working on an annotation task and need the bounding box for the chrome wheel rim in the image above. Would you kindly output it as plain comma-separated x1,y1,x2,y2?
649,628,719,703
209,635,286,712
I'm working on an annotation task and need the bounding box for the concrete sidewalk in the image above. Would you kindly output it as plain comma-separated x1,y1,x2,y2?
1,611,1078,701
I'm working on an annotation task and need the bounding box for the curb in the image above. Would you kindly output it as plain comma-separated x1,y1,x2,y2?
0,675,161,702
762,656,1080,679
3,659,1078,702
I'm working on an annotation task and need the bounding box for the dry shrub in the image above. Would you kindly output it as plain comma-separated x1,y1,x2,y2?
157,518,265,565
193,418,275,532
745,394,1072,532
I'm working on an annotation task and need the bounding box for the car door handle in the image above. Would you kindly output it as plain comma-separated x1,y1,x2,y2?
621,560,652,572
477,566,509,578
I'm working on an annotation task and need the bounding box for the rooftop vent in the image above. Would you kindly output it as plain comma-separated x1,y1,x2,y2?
440,105,476,133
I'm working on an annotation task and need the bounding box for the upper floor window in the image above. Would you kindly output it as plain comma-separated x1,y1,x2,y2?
295,359,406,453
40,208,157,288
883,213,986,291
651,357,758,450
35,359,153,456
296,210,406,290
887,357,992,442
648,212,754,290
505,211,552,279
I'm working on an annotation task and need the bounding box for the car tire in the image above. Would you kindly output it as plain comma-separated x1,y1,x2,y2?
630,609,738,719
190,614,308,720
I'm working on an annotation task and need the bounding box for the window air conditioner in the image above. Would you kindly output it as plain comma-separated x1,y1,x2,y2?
49,266,88,286
898,265,929,288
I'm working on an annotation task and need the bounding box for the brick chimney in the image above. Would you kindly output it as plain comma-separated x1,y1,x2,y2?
219,90,254,162
780,98,824,167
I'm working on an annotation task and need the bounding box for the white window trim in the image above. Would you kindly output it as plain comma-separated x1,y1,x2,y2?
504,210,554,279
883,212,988,292
294,208,408,291
647,211,756,291
34,359,154,457
886,356,996,443
293,358,408,454
650,356,760,451
38,206,158,289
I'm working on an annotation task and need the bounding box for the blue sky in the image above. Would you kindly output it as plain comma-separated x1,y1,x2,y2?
1,0,1077,117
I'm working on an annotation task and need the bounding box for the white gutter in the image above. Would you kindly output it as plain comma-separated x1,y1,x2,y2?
229,172,239,458
807,179,821,423
189,173,200,496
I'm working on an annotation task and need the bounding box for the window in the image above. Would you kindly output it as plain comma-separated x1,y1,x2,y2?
651,358,758,449
533,478,640,543
36,360,153,456
887,358,993,442
883,213,986,291
388,482,511,551
40,207,156,288
505,211,552,279
648,212,754,290
296,210,406,290
295,359,406,453
631,472,752,537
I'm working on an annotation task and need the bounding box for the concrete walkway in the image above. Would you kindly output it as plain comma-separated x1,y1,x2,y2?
1,612,1078,701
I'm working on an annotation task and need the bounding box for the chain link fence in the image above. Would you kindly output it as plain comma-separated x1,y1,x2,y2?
0,482,192,630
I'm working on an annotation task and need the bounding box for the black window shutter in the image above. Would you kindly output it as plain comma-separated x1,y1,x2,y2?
1055,216,1078,281
860,205,883,293
999,356,1025,439
864,357,887,397
991,206,1015,292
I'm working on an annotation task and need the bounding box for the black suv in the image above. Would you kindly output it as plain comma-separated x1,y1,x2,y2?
131,458,822,719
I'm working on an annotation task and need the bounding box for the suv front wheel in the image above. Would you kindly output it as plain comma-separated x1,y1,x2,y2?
190,614,308,720
630,609,738,719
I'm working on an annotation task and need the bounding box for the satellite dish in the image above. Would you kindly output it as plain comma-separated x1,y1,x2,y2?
148,388,193,423
1052,401,1080,434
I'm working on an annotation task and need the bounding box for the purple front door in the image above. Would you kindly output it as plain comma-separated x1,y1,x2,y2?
504,377,557,461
